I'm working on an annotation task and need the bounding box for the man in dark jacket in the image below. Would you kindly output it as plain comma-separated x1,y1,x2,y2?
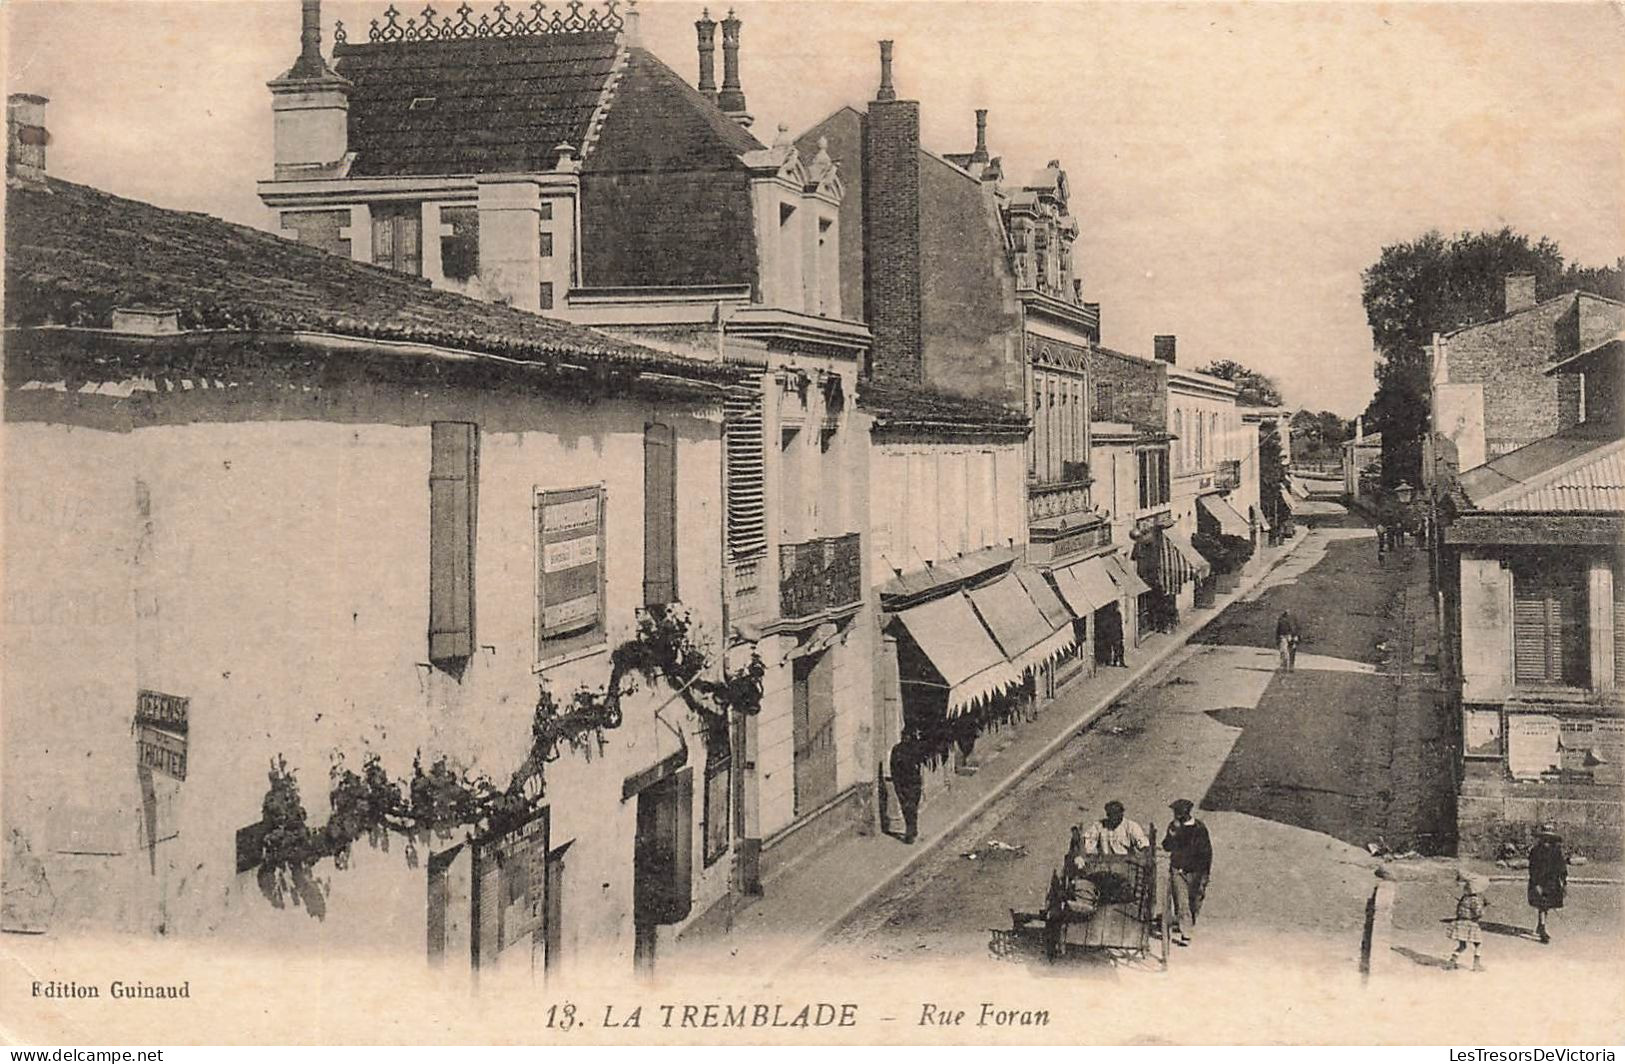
889,732,925,844
1527,824,1568,944
1275,610,1301,671
1162,798,1212,945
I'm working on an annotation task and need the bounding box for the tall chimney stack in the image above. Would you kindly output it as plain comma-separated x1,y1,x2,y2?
877,39,897,101
718,9,751,126
267,0,351,177
1504,273,1537,315
695,9,718,102
1154,335,1177,365
7,93,49,189
971,108,989,163
863,40,923,385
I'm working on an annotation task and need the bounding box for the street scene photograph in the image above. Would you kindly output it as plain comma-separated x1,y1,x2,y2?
1,0,1622,1049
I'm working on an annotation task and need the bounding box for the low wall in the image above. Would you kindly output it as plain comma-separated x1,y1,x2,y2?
1457,780,1624,860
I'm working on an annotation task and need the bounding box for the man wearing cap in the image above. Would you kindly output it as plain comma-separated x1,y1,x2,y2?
1527,824,1568,944
1081,800,1150,857
1162,798,1212,946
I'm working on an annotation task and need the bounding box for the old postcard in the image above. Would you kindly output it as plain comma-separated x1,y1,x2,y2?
2,0,1622,1048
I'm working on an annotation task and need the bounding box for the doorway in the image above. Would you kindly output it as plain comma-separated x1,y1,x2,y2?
792,650,838,816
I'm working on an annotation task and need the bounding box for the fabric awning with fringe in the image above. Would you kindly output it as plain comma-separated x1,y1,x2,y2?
895,592,1021,718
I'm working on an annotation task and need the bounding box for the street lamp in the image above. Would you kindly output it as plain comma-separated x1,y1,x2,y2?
1394,481,1415,505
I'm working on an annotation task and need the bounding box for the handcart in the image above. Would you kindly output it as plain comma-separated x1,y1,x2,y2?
1002,829,1169,966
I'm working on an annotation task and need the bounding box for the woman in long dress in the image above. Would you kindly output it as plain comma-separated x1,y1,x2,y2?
1527,824,1568,944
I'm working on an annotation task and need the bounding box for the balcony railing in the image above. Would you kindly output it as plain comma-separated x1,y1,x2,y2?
780,533,862,620
1027,476,1092,523
1216,460,1241,491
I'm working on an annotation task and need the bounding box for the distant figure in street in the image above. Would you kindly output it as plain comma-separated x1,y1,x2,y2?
1162,799,1213,947
1447,870,1489,971
1376,523,1387,564
889,732,925,844
1275,610,1302,671
1082,800,1150,857
1527,824,1568,944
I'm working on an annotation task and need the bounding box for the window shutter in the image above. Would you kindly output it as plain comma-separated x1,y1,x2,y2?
724,390,766,559
1614,568,1624,689
1514,566,1586,686
643,423,677,606
1512,592,1549,684
429,422,478,664
471,845,502,970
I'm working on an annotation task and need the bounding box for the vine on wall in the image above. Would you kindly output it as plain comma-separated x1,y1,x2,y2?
250,604,764,918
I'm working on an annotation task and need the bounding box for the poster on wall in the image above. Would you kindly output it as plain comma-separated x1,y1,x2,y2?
1463,708,1502,759
1558,718,1596,774
1506,715,1560,780
1593,719,1625,785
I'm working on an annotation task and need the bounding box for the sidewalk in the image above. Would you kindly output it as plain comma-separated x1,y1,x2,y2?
670,528,1318,977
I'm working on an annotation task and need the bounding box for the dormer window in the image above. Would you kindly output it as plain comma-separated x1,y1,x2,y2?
410,96,437,111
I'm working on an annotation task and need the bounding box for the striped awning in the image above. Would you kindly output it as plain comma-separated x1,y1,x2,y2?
1052,557,1124,615
967,573,1077,677
1015,567,1073,630
1165,530,1212,581
1199,494,1250,538
895,593,1021,718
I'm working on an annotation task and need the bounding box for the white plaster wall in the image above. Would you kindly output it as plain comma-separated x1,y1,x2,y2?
1,383,729,972
868,441,1025,578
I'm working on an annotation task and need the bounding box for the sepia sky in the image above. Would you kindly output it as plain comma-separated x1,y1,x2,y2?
5,1,1623,416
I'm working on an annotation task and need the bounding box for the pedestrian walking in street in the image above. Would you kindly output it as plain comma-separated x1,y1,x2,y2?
1527,824,1568,944
1099,606,1126,667
1082,800,1150,856
1275,610,1302,671
1162,799,1212,947
1376,523,1387,565
1447,870,1489,971
889,731,925,844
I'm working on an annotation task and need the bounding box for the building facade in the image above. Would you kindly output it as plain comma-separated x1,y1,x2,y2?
3,146,752,977
256,0,878,902
1436,334,1624,858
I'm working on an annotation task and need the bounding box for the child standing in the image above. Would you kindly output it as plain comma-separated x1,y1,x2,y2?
1448,871,1489,971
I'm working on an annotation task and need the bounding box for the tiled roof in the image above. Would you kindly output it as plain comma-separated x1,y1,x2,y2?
1544,333,1624,376
335,33,623,176
858,380,1029,435
4,177,737,382
1457,424,1625,512
587,47,764,171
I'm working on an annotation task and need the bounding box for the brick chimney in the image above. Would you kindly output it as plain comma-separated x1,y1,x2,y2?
1154,335,1177,365
718,9,752,127
7,93,49,189
267,0,351,177
971,108,989,164
1504,273,1537,315
695,9,718,102
863,40,923,385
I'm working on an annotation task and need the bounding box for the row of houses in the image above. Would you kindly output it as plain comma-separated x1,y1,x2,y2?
1,2,1289,978
1425,273,1625,857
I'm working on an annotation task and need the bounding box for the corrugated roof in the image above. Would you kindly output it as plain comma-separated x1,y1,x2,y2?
1457,424,1625,512
336,33,623,176
4,177,737,383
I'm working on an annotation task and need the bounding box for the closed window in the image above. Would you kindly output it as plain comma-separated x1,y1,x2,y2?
539,230,555,259
1513,560,1589,687
536,485,605,662
373,203,423,276
702,751,730,866
1094,381,1114,421
539,282,554,311
724,391,766,559
643,423,677,606
429,422,478,665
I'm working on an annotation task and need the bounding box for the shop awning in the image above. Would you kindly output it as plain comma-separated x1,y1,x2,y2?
1015,567,1072,631
1165,530,1212,581
967,573,1077,677
1280,489,1300,515
894,593,1021,718
1052,557,1124,615
1255,502,1273,531
1199,494,1250,538
1104,553,1152,597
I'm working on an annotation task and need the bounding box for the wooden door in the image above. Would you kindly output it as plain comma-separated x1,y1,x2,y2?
792,651,838,816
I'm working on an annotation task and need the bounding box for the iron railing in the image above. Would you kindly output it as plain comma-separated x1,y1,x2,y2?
779,533,861,620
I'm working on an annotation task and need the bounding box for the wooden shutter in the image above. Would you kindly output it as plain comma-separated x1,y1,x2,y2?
643,423,677,605
1614,567,1624,689
429,422,477,663
724,390,766,559
471,844,502,971
1514,565,1585,686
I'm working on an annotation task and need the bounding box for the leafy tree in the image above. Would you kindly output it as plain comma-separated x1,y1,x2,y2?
1198,359,1284,408
1361,228,1622,487
1259,421,1286,522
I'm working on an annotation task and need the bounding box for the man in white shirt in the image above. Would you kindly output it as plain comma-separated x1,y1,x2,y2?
1081,800,1150,857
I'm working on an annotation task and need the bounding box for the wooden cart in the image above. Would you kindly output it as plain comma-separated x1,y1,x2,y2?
1003,831,1169,966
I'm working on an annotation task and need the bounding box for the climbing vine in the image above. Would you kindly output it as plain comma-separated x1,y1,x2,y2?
250,604,764,916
